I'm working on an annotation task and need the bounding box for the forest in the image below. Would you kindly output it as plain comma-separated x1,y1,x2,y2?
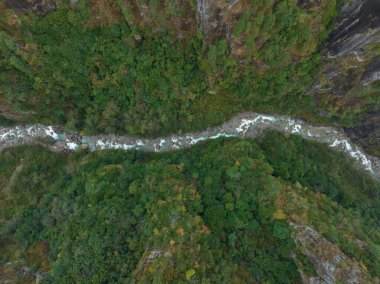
1,1,380,283
1,132,379,282
0,0,342,136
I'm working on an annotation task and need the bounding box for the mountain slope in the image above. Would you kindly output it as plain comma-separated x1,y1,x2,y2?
1,133,379,283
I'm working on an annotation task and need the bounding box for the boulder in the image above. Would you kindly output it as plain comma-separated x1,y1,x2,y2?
81,143,89,151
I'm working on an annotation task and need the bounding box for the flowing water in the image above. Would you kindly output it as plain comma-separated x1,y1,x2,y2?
1,112,379,179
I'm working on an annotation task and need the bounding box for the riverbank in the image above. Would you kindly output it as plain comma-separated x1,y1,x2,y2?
1,112,379,179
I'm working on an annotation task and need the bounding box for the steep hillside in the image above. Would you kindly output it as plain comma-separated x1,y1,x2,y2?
1,0,379,158
0,0,339,136
1,133,379,283
311,0,380,157
0,2,379,283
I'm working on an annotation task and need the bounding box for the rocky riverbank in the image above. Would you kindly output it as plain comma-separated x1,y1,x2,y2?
1,112,379,179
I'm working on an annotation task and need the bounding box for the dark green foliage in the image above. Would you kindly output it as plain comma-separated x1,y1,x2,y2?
0,115,15,126
0,1,339,136
259,131,380,223
0,139,297,283
1,134,379,282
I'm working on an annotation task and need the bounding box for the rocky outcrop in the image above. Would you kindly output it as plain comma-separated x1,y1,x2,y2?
120,0,197,38
196,0,251,58
1,0,380,165
292,223,373,284
312,0,380,158
343,57,380,154
361,56,380,86
0,99,34,123
296,0,320,10
0,261,45,284
315,0,380,92
323,0,380,58
344,111,380,157
4,0,56,16
196,0,232,41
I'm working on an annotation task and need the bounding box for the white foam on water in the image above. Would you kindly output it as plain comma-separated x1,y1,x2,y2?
288,119,296,125
0,130,11,140
96,140,135,150
292,124,302,134
136,140,145,146
190,136,207,145
171,137,179,143
330,139,373,172
153,143,158,152
236,119,258,133
260,115,277,122
44,126,59,140
66,142,78,150
26,126,35,136
0,127,23,140
0,112,378,177
236,115,277,134
331,139,340,147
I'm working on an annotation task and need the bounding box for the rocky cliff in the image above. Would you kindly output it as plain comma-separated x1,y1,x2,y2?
323,0,380,58
292,223,373,284
313,0,380,157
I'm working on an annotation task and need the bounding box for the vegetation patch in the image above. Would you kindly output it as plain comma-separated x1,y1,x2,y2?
0,0,340,136
0,133,379,282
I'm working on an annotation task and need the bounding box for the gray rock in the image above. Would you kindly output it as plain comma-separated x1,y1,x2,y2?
292,223,373,284
323,0,380,58
5,0,56,16
361,56,380,86
81,143,89,151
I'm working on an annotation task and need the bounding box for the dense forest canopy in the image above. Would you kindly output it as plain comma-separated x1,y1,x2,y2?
1,1,380,283
0,0,342,136
1,132,379,282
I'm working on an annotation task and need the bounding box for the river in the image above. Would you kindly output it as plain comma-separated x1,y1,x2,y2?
1,112,379,179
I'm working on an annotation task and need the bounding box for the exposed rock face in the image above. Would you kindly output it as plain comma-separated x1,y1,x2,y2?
0,262,45,283
0,99,34,123
312,0,380,158
315,0,380,91
122,0,197,38
312,54,365,98
361,56,380,86
196,0,231,41
196,0,251,58
297,0,320,10
4,0,56,16
344,111,380,157
316,0,380,90
323,0,380,58
292,223,372,284
1,0,379,163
